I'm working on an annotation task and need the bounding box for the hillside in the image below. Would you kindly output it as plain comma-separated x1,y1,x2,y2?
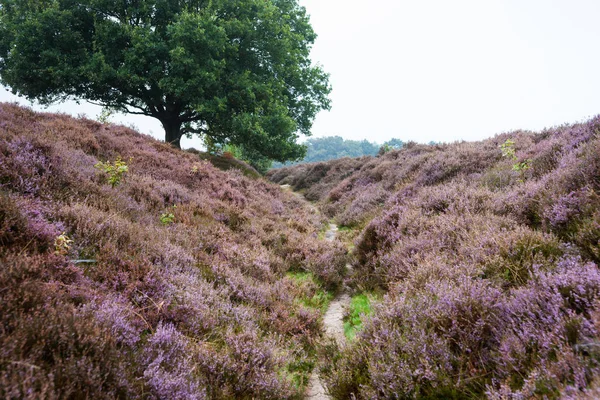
0,103,348,399
190,149,262,179
3,100,600,399
268,119,600,398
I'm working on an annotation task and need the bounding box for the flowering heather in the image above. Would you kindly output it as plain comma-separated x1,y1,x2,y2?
270,116,600,397
0,103,346,398
267,156,367,202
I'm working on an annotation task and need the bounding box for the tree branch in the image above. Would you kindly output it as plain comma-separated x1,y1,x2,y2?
180,115,203,123
85,100,153,116
181,125,208,135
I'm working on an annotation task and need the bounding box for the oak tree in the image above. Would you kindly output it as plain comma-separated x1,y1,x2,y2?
0,0,330,160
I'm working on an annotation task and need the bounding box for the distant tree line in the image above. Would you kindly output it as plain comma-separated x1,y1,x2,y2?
271,136,405,168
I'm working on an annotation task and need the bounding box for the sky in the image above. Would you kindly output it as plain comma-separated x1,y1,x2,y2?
2,0,600,147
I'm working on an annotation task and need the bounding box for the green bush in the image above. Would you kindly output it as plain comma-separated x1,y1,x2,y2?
94,157,130,187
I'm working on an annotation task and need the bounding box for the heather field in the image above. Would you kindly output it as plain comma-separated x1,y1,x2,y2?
0,103,349,399
2,101,600,400
268,118,600,398
4,0,599,398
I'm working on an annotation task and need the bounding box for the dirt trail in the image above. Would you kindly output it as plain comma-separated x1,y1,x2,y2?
279,185,351,399
306,223,351,400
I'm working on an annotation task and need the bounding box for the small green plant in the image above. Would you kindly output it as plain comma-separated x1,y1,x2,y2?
500,139,531,182
160,205,177,225
378,143,392,155
160,212,175,225
191,163,202,174
512,160,531,174
94,157,130,187
54,232,73,255
500,139,516,159
96,107,115,124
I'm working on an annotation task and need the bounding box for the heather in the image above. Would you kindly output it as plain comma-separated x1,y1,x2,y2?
192,150,262,179
271,117,600,398
268,156,368,203
0,103,348,399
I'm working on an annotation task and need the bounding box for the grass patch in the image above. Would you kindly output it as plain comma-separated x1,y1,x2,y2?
286,271,314,284
304,290,334,313
286,271,334,313
285,357,315,390
343,293,376,340
317,222,331,240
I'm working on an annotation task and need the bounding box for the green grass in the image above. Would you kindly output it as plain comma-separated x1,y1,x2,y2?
305,290,334,313
286,271,334,313
285,357,315,390
343,293,376,340
317,222,331,240
286,271,314,284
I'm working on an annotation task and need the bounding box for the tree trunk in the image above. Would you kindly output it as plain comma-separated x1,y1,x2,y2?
160,117,182,149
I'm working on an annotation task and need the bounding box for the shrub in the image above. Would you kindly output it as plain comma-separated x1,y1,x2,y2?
327,258,600,399
0,254,133,399
94,157,130,187
53,232,73,255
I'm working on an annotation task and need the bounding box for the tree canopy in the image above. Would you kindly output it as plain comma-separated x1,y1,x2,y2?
0,0,330,159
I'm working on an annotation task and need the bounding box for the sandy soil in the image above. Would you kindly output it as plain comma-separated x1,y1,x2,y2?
305,223,351,400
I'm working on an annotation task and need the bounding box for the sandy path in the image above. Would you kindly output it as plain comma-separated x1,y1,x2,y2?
279,186,351,399
305,223,351,400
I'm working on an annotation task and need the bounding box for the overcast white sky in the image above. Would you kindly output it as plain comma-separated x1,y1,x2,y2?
2,0,600,147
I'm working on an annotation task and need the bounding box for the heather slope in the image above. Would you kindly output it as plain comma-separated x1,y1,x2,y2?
0,103,348,399
269,119,600,398
268,156,369,203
